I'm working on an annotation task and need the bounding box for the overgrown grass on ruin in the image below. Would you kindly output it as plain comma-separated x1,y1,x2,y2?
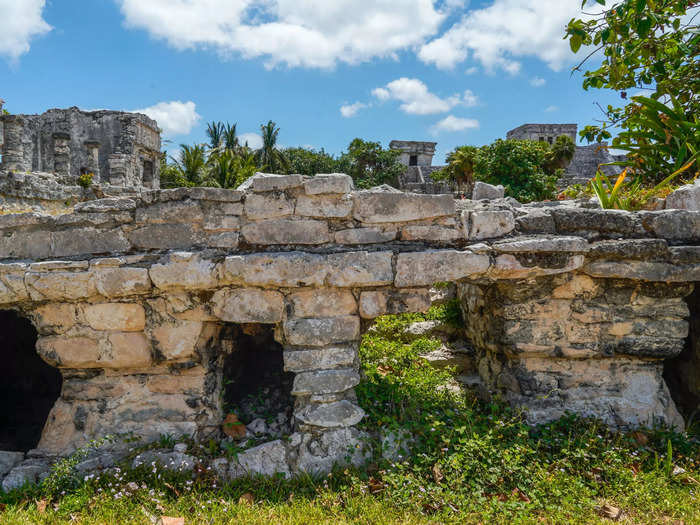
1,302,699,524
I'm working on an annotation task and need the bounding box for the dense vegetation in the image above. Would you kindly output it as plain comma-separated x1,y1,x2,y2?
2,302,698,524
161,121,404,190
432,136,575,203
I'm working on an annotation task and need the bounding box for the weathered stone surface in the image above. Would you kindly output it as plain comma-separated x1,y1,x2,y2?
211,288,284,323
359,289,431,318
127,223,196,250
353,192,455,223
283,345,357,372
106,332,152,368
151,320,203,360
490,254,585,279
36,336,95,368
472,181,505,200
203,215,240,231
292,369,360,395
515,208,555,233
83,303,146,331
242,219,330,244
223,252,328,287
469,210,515,240
0,263,29,304
304,174,354,195
230,440,290,479
0,230,53,259
135,200,203,224
295,428,369,474
289,289,356,317
244,193,294,219
401,225,460,242
334,228,396,244
395,250,490,287
296,401,365,428
284,316,360,346
26,271,97,301
587,239,669,260
493,236,589,253
94,267,151,297
552,208,642,236
32,303,78,333
206,231,240,249
0,451,24,477
583,260,700,282
149,252,219,291
2,462,49,491
666,181,700,211
641,210,700,241
295,195,353,218
51,228,131,257
251,174,304,192
326,251,393,287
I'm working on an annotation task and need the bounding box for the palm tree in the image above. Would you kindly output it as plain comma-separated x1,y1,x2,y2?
223,122,238,152
446,146,478,193
172,144,208,186
256,120,288,173
550,135,576,170
206,122,225,150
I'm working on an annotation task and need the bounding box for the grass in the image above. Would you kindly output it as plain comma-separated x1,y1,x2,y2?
2,301,699,524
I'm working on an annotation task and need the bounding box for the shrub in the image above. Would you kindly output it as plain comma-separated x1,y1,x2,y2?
77,172,94,188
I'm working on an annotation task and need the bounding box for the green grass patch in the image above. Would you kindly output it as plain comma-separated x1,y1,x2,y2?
2,303,699,524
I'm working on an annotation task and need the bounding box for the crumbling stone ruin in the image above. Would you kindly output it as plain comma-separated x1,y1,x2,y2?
391,140,452,194
0,107,161,189
0,109,698,491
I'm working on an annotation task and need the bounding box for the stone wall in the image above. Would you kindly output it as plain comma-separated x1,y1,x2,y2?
0,173,698,479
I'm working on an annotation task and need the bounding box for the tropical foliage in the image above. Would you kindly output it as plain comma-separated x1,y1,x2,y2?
566,0,699,182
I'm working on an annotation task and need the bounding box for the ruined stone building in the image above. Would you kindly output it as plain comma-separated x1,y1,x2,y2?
390,140,451,194
0,107,698,489
0,107,161,189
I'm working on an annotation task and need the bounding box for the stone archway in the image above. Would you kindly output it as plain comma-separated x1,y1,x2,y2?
0,310,62,452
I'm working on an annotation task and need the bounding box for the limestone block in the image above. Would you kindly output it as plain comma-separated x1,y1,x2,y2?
289,289,357,317
472,181,505,200
127,223,197,250
400,225,460,242
551,275,599,299
334,228,396,244
159,187,243,202
223,252,328,287
296,401,365,428
551,208,642,236
0,264,29,303
251,174,304,192
51,228,131,257
83,303,146,331
151,320,204,360
244,193,293,219
491,254,585,279
588,239,669,260
135,200,203,224
149,252,219,291
37,336,100,368
229,440,290,479
203,215,240,231
284,316,360,347
352,192,455,223
33,303,79,333
211,288,284,323
394,250,490,287
641,210,700,241
94,267,151,297
206,231,240,249
283,345,357,372
292,369,360,395
304,174,354,195
583,260,700,282
515,208,555,233
242,219,330,244
219,202,244,215
359,289,431,318
493,236,589,253
295,428,368,474
75,198,137,213
0,451,24,478
665,181,700,211
106,332,152,368
295,194,353,218
468,210,515,240
26,271,97,301
2,462,49,492
0,230,52,259
326,251,393,287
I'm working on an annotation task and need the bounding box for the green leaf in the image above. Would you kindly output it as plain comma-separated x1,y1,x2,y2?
570,34,583,53
636,18,652,38
601,28,611,43
635,0,646,13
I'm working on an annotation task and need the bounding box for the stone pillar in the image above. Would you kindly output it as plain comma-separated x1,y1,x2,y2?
108,153,128,186
52,132,71,178
1,115,25,172
84,140,100,182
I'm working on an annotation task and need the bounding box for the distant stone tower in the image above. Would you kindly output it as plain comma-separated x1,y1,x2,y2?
506,123,578,145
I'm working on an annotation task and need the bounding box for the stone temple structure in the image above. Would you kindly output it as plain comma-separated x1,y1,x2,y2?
390,140,451,194
0,107,161,189
0,107,698,490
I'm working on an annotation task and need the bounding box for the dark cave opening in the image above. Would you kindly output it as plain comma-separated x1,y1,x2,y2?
0,310,62,452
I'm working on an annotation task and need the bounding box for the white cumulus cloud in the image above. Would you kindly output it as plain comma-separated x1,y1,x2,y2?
545,105,559,112
340,102,367,118
430,115,479,134
239,132,263,149
0,0,51,61
132,101,201,137
419,0,599,73
372,78,477,115
117,0,446,69
530,76,546,87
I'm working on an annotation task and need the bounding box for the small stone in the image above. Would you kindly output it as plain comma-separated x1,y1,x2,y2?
359,289,431,318
246,418,268,435
211,288,284,323
283,345,357,372
284,316,360,347
334,228,397,244
472,181,505,200
468,210,515,240
0,451,24,477
304,174,354,195
229,440,290,479
296,401,365,428
83,303,146,331
292,369,360,395
289,289,356,318
244,193,293,219
666,181,700,211
251,173,304,192
173,443,187,453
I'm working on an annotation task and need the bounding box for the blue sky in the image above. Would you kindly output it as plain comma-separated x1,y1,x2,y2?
0,0,624,163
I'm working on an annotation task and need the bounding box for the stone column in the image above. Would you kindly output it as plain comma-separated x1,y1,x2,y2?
52,132,71,178
84,140,100,182
1,115,25,172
